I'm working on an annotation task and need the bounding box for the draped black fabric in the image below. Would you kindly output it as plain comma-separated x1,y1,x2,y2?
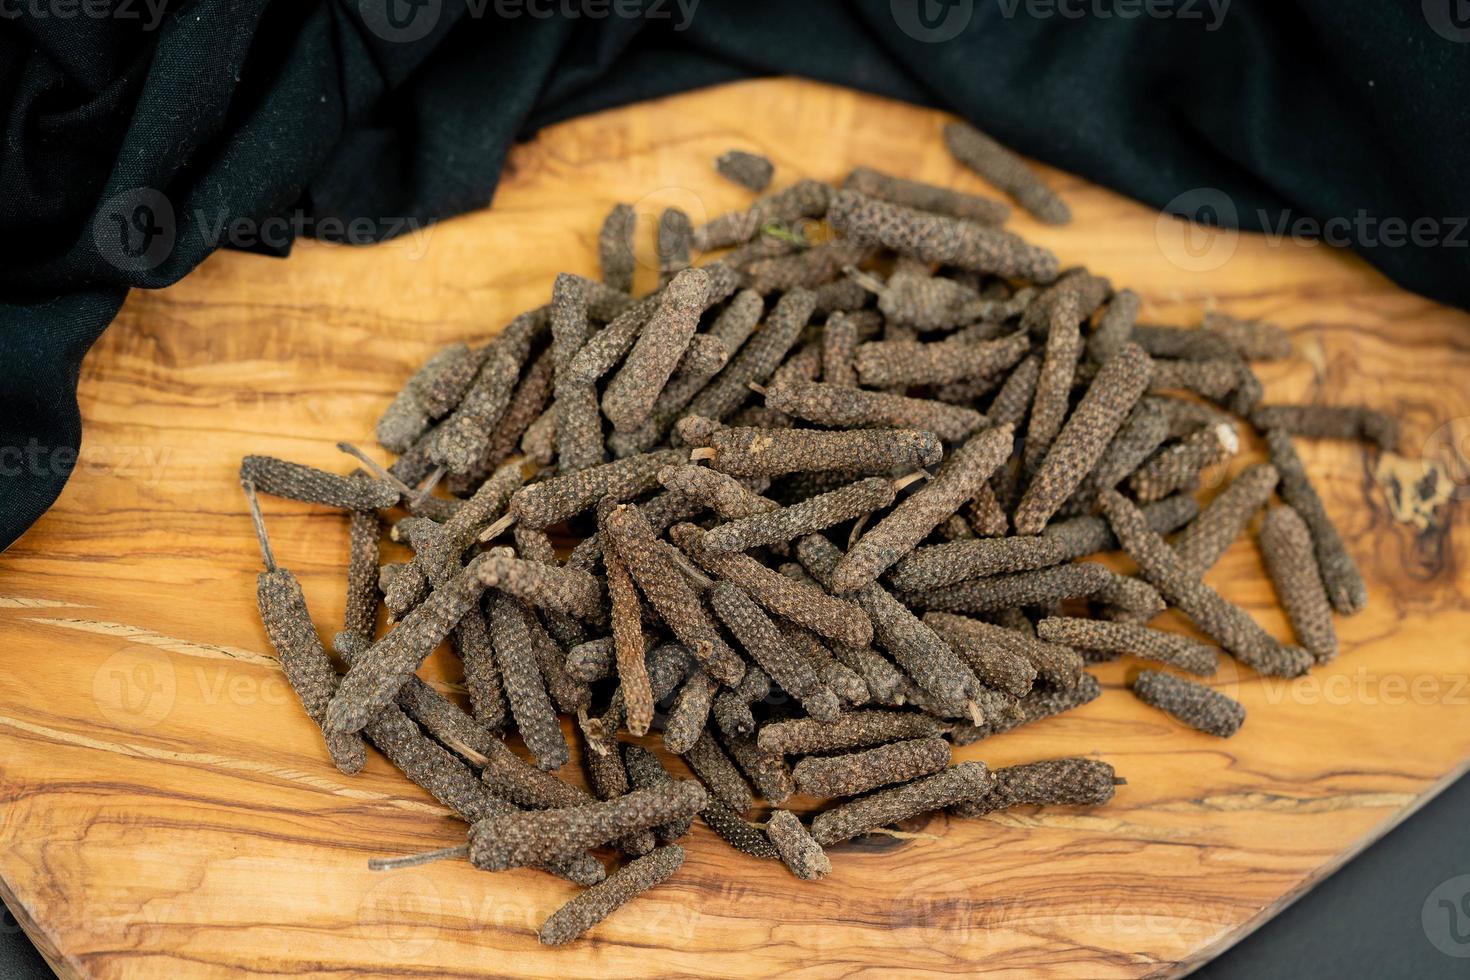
2,0,1466,549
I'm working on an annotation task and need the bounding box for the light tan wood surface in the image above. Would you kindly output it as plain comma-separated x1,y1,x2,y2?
1,78,1468,979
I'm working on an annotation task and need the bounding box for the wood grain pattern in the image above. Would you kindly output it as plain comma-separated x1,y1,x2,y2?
2,78,1469,979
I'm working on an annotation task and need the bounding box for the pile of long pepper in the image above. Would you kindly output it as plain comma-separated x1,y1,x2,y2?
239,126,1396,945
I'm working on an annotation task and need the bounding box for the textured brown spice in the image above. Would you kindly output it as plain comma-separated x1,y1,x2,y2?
1087,289,1140,363
1133,669,1245,737
691,423,943,480
853,331,1031,388
241,456,399,511
603,268,711,432
712,666,771,738
1147,358,1241,400
470,782,707,871
476,554,605,622
951,758,1119,817
922,613,1039,696
829,190,1059,280
1259,505,1339,663
538,843,685,946
766,380,986,443
787,624,871,707
327,553,492,734
942,122,1071,225
478,737,591,811
797,532,985,716
700,797,780,859
1202,311,1294,361
821,310,861,387
756,709,948,756
565,636,615,683
658,464,778,519
721,732,795,805
888,535,1067,592
699,476,897,554
950,673,1102,745
1041,493,1199,560
745,240,872,295
601,503,746,685
694,179,833,250
1131,324,1237,362
1099,490,1313,677
602,536,654,737
811,761,995,846
487,592,570,770
1014,343,1155,533
844,165,1010,225
662,666,717,755
598,203,636,293
672,523,872,647
833,424,1015,592
684,288,816,426
1067,397,1170,511
1172,462,1280,574
1252,403,1399,453
1264,428,1367,616
715,149,774,191
505,449,683,529
656,207,693,284
623,745,695,844
709,581,840,721
923,613,1082,690
1128,422,1238,502
1021,291,1084,474
1036,617,1218,675
965,481,1010,537
900,562,1114,615
375,343,482,453
792,736,952,799
682,729,755,812
764,810,831,880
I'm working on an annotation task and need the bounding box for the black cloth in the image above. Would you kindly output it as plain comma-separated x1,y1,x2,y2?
2,0,1467,549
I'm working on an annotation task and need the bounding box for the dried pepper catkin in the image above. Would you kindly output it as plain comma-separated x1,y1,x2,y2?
700,798,780,860
942,122,1071,225
503,449,683,529
1013,342,1154,534
658,464,777,520
1098,490,1312,677
672,523,872,647
682,729,754,813
1020,292,1084,474
1132,670,1245,737
598,203,636,293
698,476,898,554
951,758,1120,818
663,666,717,754
687,422,943,479
470,782,707,871
822,310,861,387
538,843,685,946
341,493,381,646
243,484,367,774
685,288,816,425
900,562,1114,615
1264,427,1367,616
476,554,605,623
764,810,831,880
1036,617,1218,676
797,532,984,717
603,536,654,737
1251,404,1399,453
833,424,1014,592
603,267,710,432
765,380,985,443
745,240,872,295
601,502,745,685
922,613,1038,696
1128,422,1238,502
811,761,995,846
712,666,771,738
792,736,951,799
844,165,1010,225
829,190,1059,281
375,343,480,453
1068,397,1170,510
1147,358,1241,400
1172,462,1280,574
487,591,570,771
1087,289,1140,363
327,553,492,735
1202,311,1293,361
624,744,695,844
716,149,774,191
1042,493,1199,561
853,330,1031,388
241,456,399,511
1259,505,1339,663
951,673,1102,745
756,709,948,756
709,581,840,722
657,207,693,284
923,613,1083,690
888,535,1067,593
694,178,832,250
565,636,615,683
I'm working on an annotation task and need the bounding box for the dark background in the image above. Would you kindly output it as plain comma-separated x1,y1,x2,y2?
4,773,1470,976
